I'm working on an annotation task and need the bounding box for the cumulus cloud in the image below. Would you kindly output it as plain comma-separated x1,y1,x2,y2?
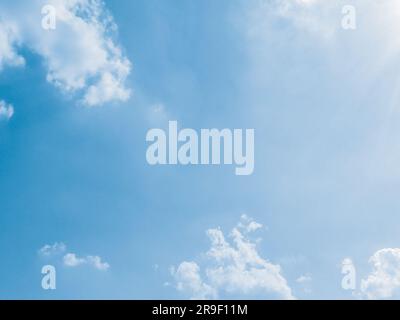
0,0,131,107
171,216,294,300
360,248,400,299
172,262,217,300
39,242,110,271
0,100,14,120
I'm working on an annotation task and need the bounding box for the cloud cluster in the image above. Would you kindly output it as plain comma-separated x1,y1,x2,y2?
39,242,110,271
0,0,131,107
361,248,400,299
172,216,294,300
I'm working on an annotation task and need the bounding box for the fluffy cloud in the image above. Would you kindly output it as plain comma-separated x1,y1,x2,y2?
39,242,110,271
63,252,110,270
0,0,131,107
0,100,14,120
361,248,400,299
173,262,217,300
63,252,86,267
171,216,294,300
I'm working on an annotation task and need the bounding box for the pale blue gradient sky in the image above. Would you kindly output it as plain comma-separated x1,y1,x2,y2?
1,0,400,299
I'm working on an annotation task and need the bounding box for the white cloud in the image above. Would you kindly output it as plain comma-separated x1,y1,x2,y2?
0,100,14,120
295,273,312,294
172,216,294,300
39,242,110,271
237,214,263,233
296,274,312,284
0,20,24,69
361,248,400,299
63,253,109,270
0,0,131,107
38,242,67,256
85,255,110,271
63,252,86,267
172,262,217,300
83,71,131,107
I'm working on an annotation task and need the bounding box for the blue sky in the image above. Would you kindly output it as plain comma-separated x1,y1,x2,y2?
1,0,400,299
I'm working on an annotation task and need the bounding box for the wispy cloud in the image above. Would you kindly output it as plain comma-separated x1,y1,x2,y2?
252,0,338,40
296,273,312,294
38,242,66,257
296,274,312,284
39,242,110,271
